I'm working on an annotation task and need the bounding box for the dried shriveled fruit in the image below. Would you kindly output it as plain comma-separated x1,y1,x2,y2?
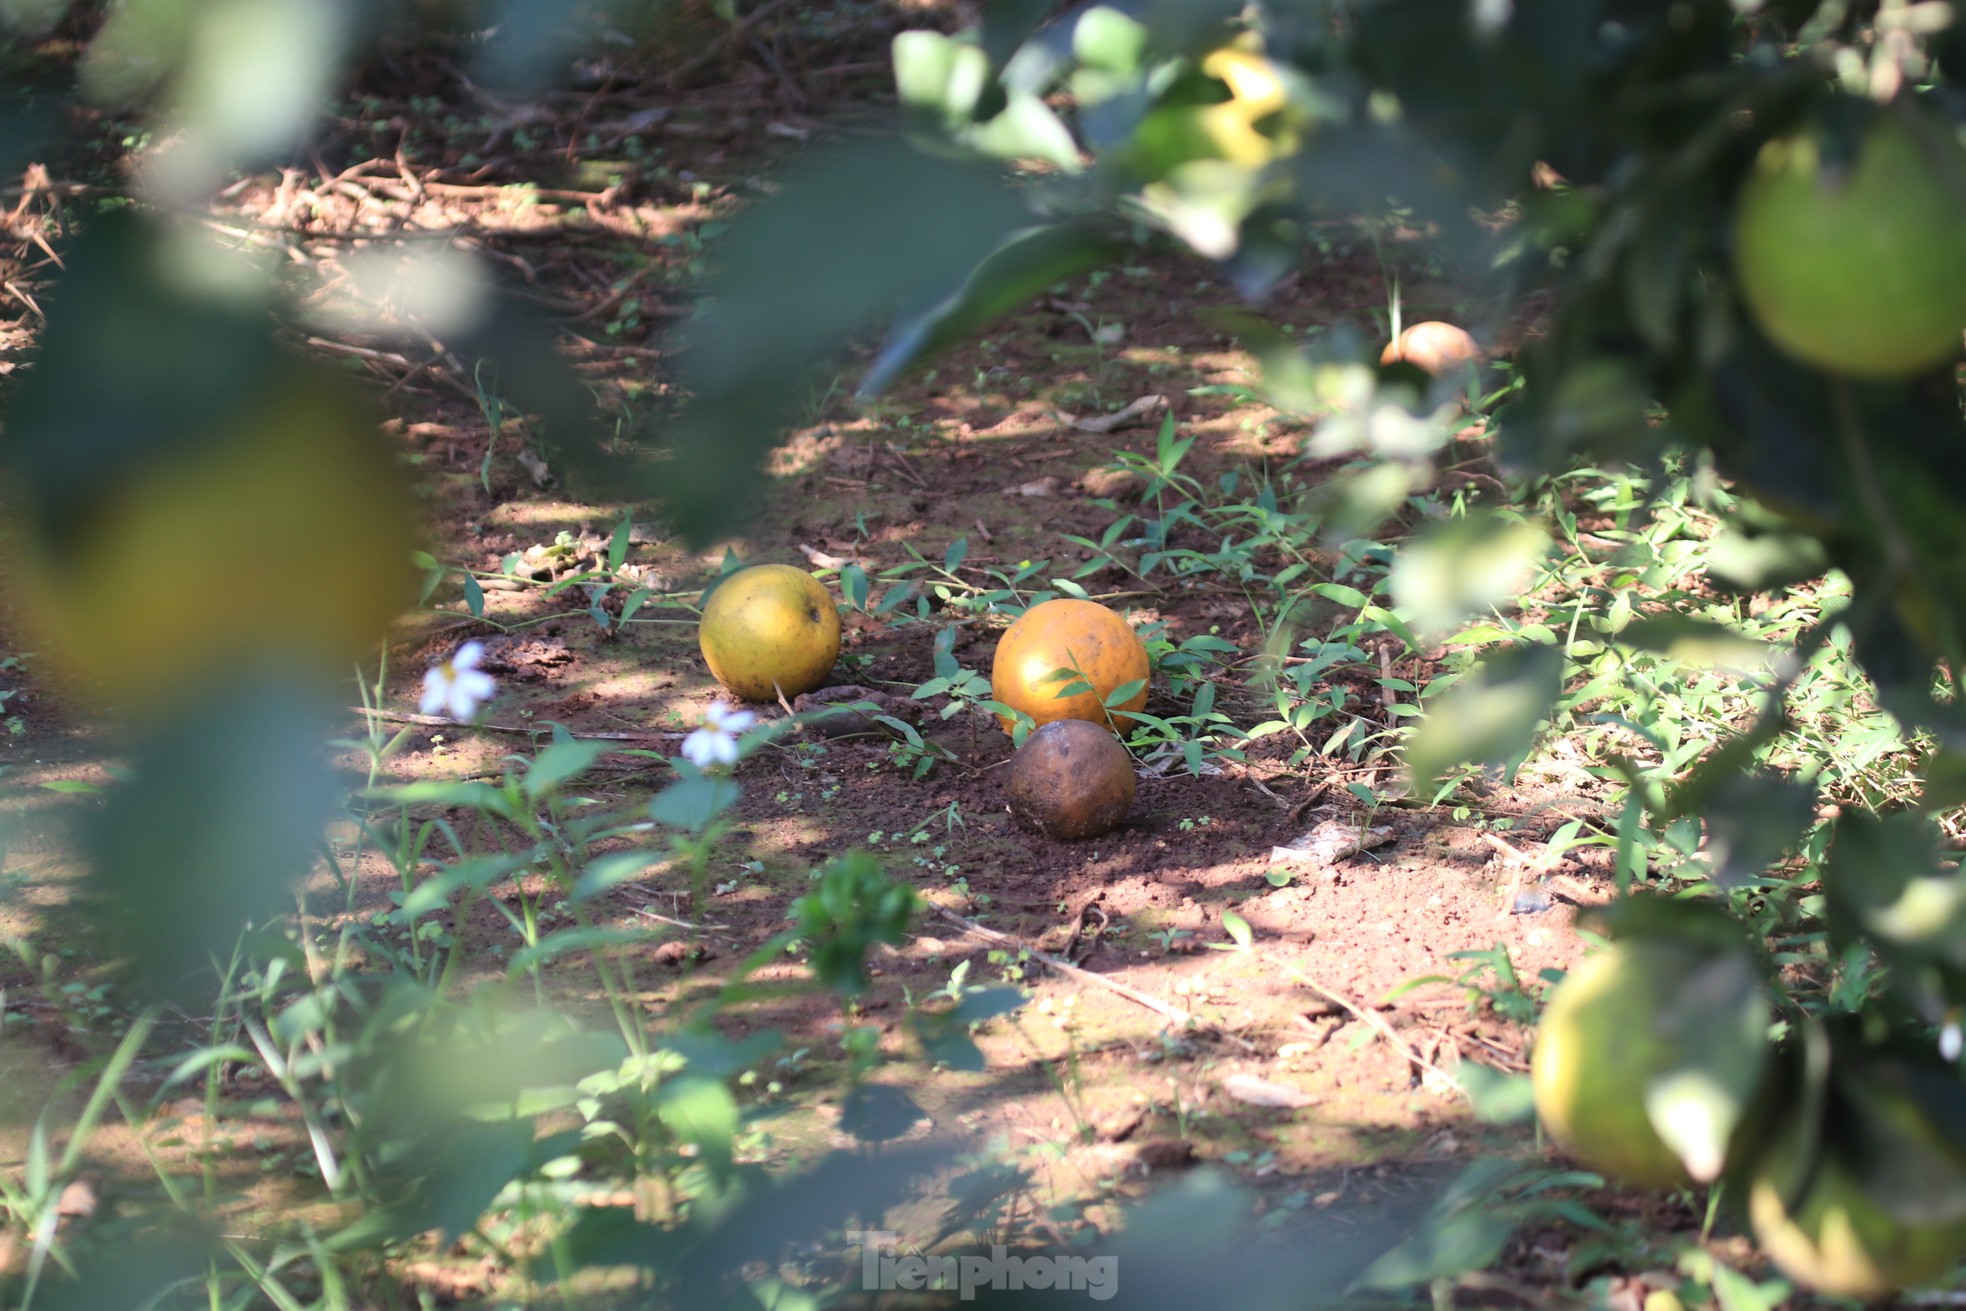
1004,719,1136,841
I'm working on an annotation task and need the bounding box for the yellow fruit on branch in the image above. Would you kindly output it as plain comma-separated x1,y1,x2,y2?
1532,938,1760,1190
1194,47,1300,167
1733,109,1966,379
697,563,841,703
1747,1114,1966,1298
1123,43,1305,177
4,360,417,716
989,597,1149,733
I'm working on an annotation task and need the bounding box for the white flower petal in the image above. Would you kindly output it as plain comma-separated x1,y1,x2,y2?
419,667,448,716
681,728,717,769
453,640,486,670
722,709,759,734
708,732,740,765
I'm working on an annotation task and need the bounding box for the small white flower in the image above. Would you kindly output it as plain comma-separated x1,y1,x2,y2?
420,641,496,721
681,703,758,770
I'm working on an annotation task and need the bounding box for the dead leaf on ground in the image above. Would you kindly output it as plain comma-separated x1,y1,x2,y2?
1220,1072,1316,1109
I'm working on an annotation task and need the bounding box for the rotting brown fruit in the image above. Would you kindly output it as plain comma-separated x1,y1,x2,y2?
1004,719,1136,841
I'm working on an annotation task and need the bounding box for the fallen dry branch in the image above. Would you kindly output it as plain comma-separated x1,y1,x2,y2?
934,907,1257,1053
1286,965,1468,1102
353,707,680,747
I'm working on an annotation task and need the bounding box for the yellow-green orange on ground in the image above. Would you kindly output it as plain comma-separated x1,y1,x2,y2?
697,563,841,703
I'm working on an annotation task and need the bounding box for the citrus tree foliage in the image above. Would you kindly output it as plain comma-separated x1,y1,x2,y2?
12,0,1966,1301
666,0,1966,1263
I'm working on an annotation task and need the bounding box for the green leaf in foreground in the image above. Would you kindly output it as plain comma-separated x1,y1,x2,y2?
84,676,335,1000
659,140,1036,544
1641,948,1770,1183
1389,512,1550,639
1404,642,1563,790
859,222,1123,399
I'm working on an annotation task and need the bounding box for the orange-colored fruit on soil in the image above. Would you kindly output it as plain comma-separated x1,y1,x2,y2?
1004,719,1137,841
990,598,1150,732
697,564,841,703
1379,321,1480,375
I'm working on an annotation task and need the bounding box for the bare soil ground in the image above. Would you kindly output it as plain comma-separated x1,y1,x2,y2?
0,14,1753,1307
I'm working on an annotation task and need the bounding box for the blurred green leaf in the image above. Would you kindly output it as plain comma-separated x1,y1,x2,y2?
1705,520,1830,592
1616,615,1774,667
569,850,661,902
860,223,1122,398
650,773,740,832
668,1148,951,1301
0,210,279,548
472,0,586,89
968,91,1081,168
1824,813,1950,927
1459,1062,1536,1124
453,291,607,481
1073,5,1149,72
84,676,334,999
1831,1037,1966,1226
1708,1262,1793,1311
981,0,1057,69
522,739,605,800
1389,513,1549,639
893,29,990,124
1696,768,1817,889
1405,642,1562,789
840,1082,926,1142
1586,892,1764,957
506,926,651,977
658,1076,741,1162
417,1120,536,1243
948,986,1025,1027
374,778,521,821
37,1223,215,1310
1310,461,1425,544
1643,949,1770,1182
401,852,530,919
661,1029,784,1080
660,140,1034,543
1350,1160,1525,1291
